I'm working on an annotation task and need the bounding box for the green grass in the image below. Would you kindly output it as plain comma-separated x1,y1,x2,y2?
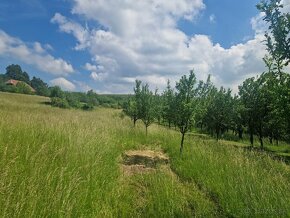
1,92,290,217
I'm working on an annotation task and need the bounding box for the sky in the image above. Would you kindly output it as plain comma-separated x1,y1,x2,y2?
0,0,289,93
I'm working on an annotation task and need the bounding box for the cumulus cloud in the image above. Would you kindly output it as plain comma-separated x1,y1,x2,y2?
90,71,108,81
84,62,97,71
50,77,76,91
51,0,276,93
73,80,92,92
0,30,74,76
51,13,90,50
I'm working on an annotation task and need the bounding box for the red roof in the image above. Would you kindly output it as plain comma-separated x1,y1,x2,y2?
5,79,36,92
6,79,19,86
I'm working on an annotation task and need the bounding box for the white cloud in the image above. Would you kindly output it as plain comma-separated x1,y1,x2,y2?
84,62,97,71
209,14,216,23
0,30,74,76
50,77,76,91
90,71,108,81
51,0,274,93
251,12,267,34
51,13,90,50
73,80,92,92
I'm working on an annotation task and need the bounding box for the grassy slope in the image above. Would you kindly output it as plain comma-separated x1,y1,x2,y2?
0,92,289,217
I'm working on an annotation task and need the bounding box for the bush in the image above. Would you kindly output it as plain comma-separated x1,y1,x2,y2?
82,103,94,111
16,82,33,95
51,97,70,109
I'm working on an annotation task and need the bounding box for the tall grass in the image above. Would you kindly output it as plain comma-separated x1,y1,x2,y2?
0,92,290,217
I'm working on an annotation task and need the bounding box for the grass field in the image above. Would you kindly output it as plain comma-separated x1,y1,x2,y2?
0,92,290,217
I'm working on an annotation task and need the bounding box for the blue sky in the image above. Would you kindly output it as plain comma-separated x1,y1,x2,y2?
0,0,287,93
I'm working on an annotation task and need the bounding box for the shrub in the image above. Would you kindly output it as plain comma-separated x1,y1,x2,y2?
16,82,33,95
82,103,94,111
50,97,70,109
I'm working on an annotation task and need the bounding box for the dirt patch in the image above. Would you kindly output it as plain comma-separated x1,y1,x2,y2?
121,150,169,175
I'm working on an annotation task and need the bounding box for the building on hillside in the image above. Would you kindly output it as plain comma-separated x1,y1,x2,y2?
5,79,36,92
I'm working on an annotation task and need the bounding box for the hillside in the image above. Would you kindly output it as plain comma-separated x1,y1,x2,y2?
0,92,290,217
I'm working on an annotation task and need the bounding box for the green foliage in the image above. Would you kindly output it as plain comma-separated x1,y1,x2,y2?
162,80,175,128
204,87,234,140
30,77,50,96
15,82,33,95
5,64,30,84
139,83,156,135
123,97,138,126
257,0,290,67
50,97,70,109
175,70,197,153
49,86,64,98
81,103,94,111
65,92,82,109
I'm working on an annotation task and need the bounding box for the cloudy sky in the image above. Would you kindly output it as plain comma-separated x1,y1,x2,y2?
0,0,289,93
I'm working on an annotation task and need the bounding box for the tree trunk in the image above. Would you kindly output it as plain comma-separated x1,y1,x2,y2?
258,124,263,149
259,136,264,149
269,136,273,144
180,132,185,154
145,126,148,136
238,129,243,140
250,131,254,146
133,118,137,127
216,127,220,141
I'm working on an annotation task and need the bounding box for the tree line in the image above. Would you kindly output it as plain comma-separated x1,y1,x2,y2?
0,64,128,110
123,0,290,153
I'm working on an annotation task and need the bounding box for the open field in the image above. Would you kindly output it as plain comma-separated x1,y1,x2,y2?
0,92,290,217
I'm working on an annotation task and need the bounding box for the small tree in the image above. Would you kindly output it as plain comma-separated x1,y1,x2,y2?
205,87,234,140
195,75,215,131
175,70,197,154
123,98,139,127
140,83,155,136
162,80,175,128
50,86,64,98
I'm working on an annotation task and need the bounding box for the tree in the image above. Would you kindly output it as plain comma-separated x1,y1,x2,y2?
139,83,155,136
205,87,234,140
175,70,197,154
49,86,64,98
5,64,30,84
257,0,290,70
123,98,139,127
31,77,50,96
162,80,175,128
153,89,163,125
86,90,99,106
195,75,215,131
239,76,269,148
134,80,142,123
239,78,259,146
232,96,245,140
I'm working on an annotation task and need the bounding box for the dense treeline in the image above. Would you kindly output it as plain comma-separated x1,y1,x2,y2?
0,64,128,110
124,0,290,153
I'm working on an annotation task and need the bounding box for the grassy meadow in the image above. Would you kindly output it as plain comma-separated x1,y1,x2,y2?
0,92,290,217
